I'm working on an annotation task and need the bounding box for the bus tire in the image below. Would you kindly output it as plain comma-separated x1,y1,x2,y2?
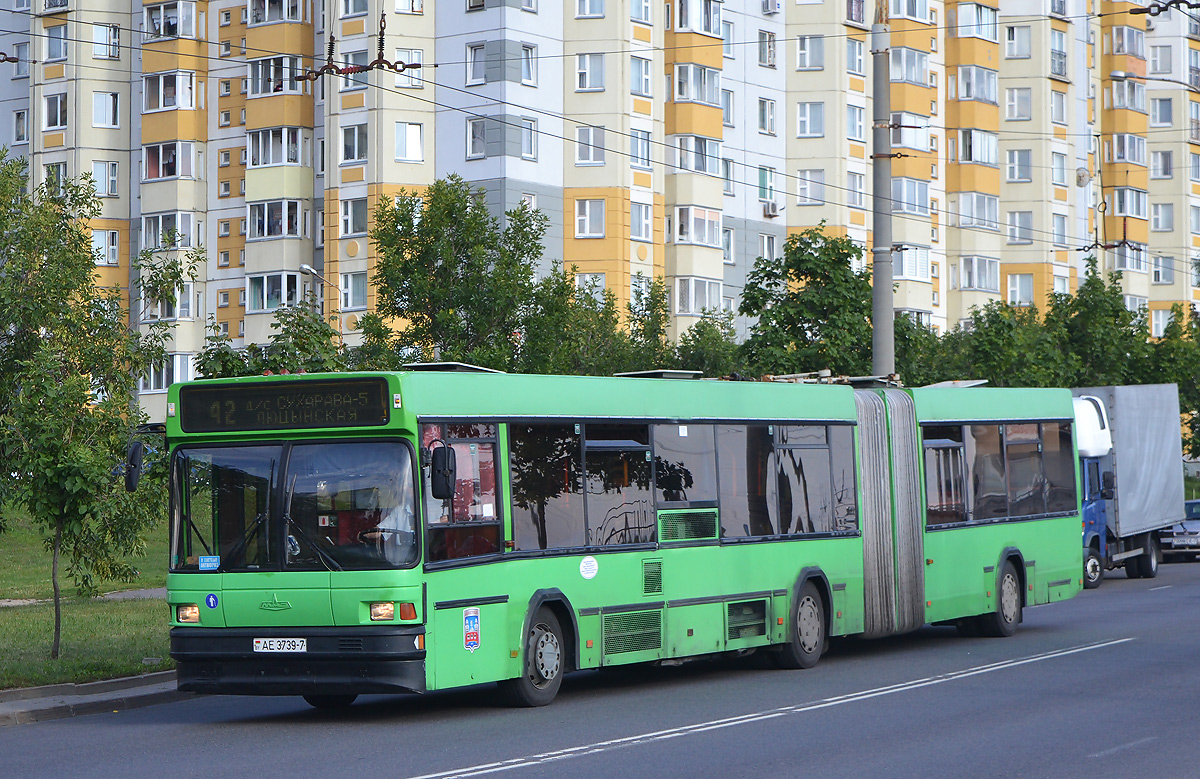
774,581,825,669
979,561,1022,638
499,607,564,707
302,694,357,709
1083,547,1103,589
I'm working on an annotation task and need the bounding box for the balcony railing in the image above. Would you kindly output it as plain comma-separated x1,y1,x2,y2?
1051,51,1067,78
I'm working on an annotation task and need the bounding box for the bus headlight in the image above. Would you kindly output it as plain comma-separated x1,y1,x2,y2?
176,604,200,623
370,602,395,621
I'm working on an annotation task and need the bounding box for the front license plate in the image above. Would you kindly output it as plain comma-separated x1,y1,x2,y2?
253,638,307,653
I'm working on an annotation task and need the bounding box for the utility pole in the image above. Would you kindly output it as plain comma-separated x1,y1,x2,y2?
870,1,895,378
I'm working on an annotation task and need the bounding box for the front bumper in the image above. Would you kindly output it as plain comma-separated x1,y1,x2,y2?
171,625,426,696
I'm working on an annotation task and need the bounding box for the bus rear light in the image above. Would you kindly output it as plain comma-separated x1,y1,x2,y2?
398,602,417,621
176,604,200,623
370,602,395,621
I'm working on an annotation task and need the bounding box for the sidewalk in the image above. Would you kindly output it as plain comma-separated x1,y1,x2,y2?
0,670,190,727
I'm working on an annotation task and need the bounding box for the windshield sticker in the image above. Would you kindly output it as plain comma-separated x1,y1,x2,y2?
463,608,480,653
205,594,218,609
580,556,599,580
199,555,220,571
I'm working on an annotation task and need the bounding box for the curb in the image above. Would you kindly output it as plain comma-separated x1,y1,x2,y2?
0,670,177,703
0,688,193,727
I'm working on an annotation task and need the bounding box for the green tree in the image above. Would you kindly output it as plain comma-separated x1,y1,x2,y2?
675,311,744,377
626,274,673,370
739,224,873,376
517,264,631,376
0,156,193,658
1145,304,1200,457
370,175,544,370
194,295,348,378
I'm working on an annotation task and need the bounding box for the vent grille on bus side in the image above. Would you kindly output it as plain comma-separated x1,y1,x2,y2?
602,611,663,655
338,638,364,652
643,559,663,595
658,509,718,542
726,600,768,640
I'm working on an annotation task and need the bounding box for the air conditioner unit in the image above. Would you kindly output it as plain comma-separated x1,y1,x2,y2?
762,0,779,15
763,201,780,218
1146,18,1155,30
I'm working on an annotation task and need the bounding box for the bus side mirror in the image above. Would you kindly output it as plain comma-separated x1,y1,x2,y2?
430,445,456,501
124,441,144,493
1100,470,1115,501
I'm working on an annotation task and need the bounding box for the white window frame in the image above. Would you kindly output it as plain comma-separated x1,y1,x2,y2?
575,198,606,238
341,198,369,236
395,122,423,162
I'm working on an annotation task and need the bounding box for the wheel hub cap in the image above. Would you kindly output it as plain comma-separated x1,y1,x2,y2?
1001,575,1019,622
797,596,821,653
533,629,560,684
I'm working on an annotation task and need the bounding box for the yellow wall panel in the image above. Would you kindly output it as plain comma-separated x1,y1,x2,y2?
246,94,314,128
664,31,724,69
665,102,723,138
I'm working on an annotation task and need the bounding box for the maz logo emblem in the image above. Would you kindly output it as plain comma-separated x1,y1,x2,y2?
259,594,292,611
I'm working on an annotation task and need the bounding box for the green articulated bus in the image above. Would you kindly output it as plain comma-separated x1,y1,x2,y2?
161,369,1083,709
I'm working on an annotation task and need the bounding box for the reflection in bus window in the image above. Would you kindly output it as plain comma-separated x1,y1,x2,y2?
585,424,654,545
652,423,718,504
776,446,833,534
509,423,586,550
830,426,859,531
968,424,1007,520
718,424,778,536
1005,423,1047,517
1042,422,1077,513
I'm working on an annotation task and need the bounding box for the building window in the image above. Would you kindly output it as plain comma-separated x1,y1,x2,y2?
758,31,777,68
892,112,930,151
795,35,823,70
956,3,997,42
674,206,722,247
1152,309,1173,338
12,110,26,144
796,102,824,137
721,21,734,57
1006,211,1033,243
721,228,734,264
1052,152,1067,186
1152,255,1175,285
631,56,652,96
1152,203,1174,232
1111,80,1146,112
143,212,194,248
467,118,486,159
342,0,367,15
958,128,996,164
721,89,734,126
466,44,486,85
1050,29,1067,77
341,198,368,236
1112,133,1146,165
894,245,931,281
631,202,652,241
890,0,929,22
340,272,367,309
1111,244,1148,274
144,72,195,111
247,272,299,313
342,123,367,163
722,158,734,193
250,56,303,95
847,172,865,208
91,160,118,196
1007,273,1033,306
395,48,424,88
1006,149,1031,181
218,251,230,267
248,127,303,167
890,48,928,85
395,122,423,162
847,105,864,141
398,0,424,11
959,256,999,292
13,43,28,77
796,168,826,206
1005,88,1031,120
1051,91,1066,124
520,119,537,159
46,25,67,62
758,98,776,135
675,277,722,316
630,129,651,168
91,229,119,265
959,193,1000,230
633,0,651,23
1152,150,1173,179
249,200,302,239
44,163,66,196
1112,187,1147,219
575,273,605,301
576,126,606,165
760,233,777,262
93,24,120,59
892,178,929,215
144,2,198,39
577,0,604,17
250,0,304,23
1112,26,1145,59
340,50,368,90
575,199,605,237
674,64,720,105
846,38,864,75
1151,45,1172,75
1151,97,1173,127
676,136,720,175
957,65,997,104
143,142,194,180
44,93,68,130
577,53,605,91
758,166,776,201
92,92,119,128
140,354,192,393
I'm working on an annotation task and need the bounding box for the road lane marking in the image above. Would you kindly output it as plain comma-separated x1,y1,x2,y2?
1149,585,1171,591
1089,736,1158,758
410,638,1134,779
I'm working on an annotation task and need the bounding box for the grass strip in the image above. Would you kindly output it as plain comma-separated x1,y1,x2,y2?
0,599,173,690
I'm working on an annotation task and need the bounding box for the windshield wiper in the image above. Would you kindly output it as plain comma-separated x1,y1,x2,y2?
282,473,342,572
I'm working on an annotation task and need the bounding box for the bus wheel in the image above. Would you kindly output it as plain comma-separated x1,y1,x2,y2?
499,607,564,707
302,694,357,709
1083,548,1103,590
979,561,1022,638
775,581,825,669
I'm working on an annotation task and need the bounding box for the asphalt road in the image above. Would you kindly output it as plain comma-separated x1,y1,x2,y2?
4,563,1199,779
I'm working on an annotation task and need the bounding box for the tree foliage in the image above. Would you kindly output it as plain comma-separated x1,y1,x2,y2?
195,295,348,378
0,155,190,658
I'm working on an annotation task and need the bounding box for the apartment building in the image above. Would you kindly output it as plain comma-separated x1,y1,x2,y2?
0,0,1196,422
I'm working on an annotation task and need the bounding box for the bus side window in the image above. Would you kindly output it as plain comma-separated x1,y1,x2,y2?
509,423,586,551
923,425,967,526
1042,422,1077,513
967,424,1007,521
717,424,778,537
421,422,502,562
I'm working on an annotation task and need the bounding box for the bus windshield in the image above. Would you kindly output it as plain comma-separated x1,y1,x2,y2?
170,441,418,572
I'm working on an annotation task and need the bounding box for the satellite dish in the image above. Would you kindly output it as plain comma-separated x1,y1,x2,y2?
1076,168,1091,187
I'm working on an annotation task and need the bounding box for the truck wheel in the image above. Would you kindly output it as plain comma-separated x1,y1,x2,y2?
498,607,564,707
1125,556,1143,579
979,561,1022,638
774,581,825,669
1083,548,1103,590
1142,535,1160,579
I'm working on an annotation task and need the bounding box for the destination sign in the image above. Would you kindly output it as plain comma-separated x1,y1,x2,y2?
179,378,390,432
